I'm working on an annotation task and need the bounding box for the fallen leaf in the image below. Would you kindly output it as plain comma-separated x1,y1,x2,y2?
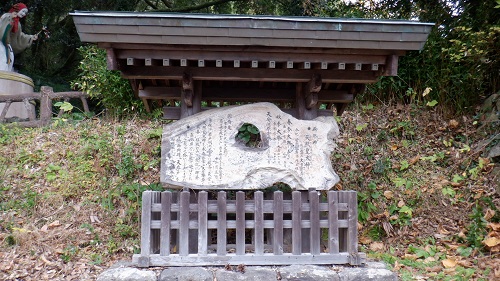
484,209,496,221
40,224,48,232
489,222,500,231
397,200,405,208
391,144,398,151
483,237,500,248
442,258,457,268
426,265,442,273
48,220,61,229
369,242,385,251
359,236,372,245
449,119,459,129
409,155,420,165
384,190,394,199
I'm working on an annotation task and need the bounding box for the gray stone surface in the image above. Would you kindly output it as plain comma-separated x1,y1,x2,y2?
279,265,340,281
96,267,156,281
159,267,212,281
215,266,277,281
161,102,340,190
96,263,398,281
337,262,397,281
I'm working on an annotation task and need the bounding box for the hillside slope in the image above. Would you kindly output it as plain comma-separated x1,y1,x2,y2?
0,103,498,280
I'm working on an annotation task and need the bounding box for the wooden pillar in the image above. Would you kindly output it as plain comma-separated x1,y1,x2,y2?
295,82,318,120
180,74,202,119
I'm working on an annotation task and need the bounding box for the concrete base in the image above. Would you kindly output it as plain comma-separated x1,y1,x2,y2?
99,261,397,281
0,70,35,119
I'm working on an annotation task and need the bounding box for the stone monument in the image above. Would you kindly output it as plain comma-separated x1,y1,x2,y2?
161,102,340,190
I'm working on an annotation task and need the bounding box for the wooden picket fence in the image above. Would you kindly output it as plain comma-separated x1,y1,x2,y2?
133,190,365,267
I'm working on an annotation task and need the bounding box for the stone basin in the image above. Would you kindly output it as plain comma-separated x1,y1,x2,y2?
0,70,35,119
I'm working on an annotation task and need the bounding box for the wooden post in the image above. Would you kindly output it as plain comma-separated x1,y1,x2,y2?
160,191,172,256
40,86,53,126
198,191,208,256
217,191,227,256
254,191,264,255
139,191,152,267
296,83,318,120
273,191,284,255
236,191,246,255
179,191,190,256
305,74,321,109
180,74,202,119
328,191,340,254
292,191,302,255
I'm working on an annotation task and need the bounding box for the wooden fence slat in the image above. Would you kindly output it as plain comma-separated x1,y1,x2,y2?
152,192,162,254
217,191,227,256
292,191,302,255
273,191,284,255
254,191,264,255
309,190,320,255
338,191,348,253
160,191,171,256
179,191,190,256
198,191,208,256
347,190,360,264
328,191,339,254
139,191,152,267
236,191,245,255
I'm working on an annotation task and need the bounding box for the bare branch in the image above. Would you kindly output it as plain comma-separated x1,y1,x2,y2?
160,0,173,9
143,0,158,10
155,0,244,13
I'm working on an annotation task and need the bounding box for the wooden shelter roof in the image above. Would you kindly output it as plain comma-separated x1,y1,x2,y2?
71,11,433,119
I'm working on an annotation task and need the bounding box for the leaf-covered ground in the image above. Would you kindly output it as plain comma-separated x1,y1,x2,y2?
0,103,499,280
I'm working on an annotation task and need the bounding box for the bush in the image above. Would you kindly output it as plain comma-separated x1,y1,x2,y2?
72,45,144,117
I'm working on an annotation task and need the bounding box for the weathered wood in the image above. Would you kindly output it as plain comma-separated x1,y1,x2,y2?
198,191,208,256
122,67,379,84
106,48,119,70
328,191,340,254
0,101,11,122
132,252,366,266
305,74,321,109
309,190,320,255
140,191,152,267
296,83,318,120
254,191,264,255
179,191,190,256
160,191,172,256
384,55,398,76
139,190,363,266
217,191,227,256
292,191,302,255
182,73,193,107
273,191,284,255
236,191,245,255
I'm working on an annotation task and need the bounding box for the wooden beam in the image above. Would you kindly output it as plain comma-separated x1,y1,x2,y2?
138,86,352,104
121,67,379,83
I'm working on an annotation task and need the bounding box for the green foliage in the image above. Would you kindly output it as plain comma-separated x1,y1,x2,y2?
236,123,261,147
466,203,488,249
116,146,141,179
72,45,144,116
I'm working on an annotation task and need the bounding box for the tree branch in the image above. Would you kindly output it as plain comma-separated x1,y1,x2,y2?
155,0,244,13
143,0,158,10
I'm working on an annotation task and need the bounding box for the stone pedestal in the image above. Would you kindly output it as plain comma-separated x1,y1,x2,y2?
0,70,35,119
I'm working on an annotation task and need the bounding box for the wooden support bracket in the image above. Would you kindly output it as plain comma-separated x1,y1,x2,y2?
182,73,193,107
304,74,321,109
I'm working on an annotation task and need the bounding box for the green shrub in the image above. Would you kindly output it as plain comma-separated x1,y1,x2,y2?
71,45,144,116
